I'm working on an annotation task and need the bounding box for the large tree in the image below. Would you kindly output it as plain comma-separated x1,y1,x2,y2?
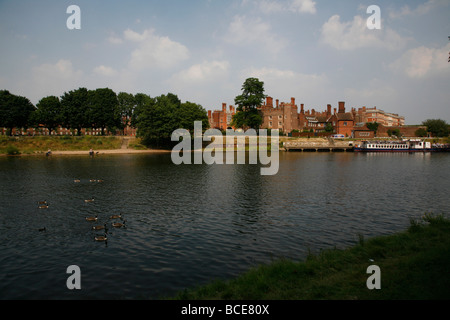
0,90,35,135
178,101,209,132
422,119,449,137
31,96,62,135
231,77,265,131
135,93,209,148
88,88,120,135
60,88,90,135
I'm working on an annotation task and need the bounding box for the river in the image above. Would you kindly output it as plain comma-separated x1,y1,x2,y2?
0,151,449,299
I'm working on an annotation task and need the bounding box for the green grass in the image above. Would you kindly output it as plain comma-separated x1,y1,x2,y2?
0,136,123,154
171,213,450,300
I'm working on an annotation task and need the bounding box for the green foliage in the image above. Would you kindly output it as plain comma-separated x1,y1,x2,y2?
231,78,265,131
6,145,20,155
422,119,449,137
0,90,35,135
31,96,62,134
387,128,401,137
325,122,334,133
134,93,209,148
60,88,90,135
87,88,121,134
366,122,380,135
415,128,428,137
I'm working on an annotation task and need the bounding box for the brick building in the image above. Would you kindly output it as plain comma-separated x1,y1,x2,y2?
208,103,236,131
207,96,407,138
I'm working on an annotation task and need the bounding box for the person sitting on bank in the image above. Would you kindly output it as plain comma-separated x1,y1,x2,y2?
89,148,94,157
46,149,52,157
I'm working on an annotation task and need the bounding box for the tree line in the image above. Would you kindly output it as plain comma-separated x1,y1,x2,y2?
0,88,209,147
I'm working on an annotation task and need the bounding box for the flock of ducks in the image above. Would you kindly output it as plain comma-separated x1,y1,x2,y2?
37,178,127,244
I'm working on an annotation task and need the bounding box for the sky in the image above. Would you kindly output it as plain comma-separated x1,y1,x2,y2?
0,0,449,125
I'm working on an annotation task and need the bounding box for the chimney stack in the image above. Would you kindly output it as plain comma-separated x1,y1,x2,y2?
301,104,304,114
338,101,345,114
327,104,332,116
276,99,279,108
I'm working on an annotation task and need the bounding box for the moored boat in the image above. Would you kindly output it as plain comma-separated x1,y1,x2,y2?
354,139,450,152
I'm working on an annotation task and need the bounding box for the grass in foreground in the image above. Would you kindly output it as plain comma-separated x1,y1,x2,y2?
172,213,450,300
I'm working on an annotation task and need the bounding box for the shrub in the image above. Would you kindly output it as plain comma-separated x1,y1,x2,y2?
6,145,20,155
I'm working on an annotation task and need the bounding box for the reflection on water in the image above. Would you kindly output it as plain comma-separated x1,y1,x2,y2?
0,152,449,299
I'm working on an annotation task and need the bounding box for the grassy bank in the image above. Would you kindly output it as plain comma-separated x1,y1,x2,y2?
0,136,140,155
172,213,450,300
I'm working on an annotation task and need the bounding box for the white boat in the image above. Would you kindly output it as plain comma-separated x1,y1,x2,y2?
354,139,449,152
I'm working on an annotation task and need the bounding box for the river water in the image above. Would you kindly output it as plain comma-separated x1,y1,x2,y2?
0,151,449,299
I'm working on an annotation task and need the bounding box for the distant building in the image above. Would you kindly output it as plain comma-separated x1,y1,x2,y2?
353,107,405,127
206,96,407,138
208,103,236,131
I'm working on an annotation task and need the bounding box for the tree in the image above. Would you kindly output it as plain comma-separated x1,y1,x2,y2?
415,128,428,137
135,93,181,148
178,101,210,132
0,90,35,135
422,119,449,137
135,93,209,148
31,96,62,135
366,122,380,136
88,88,120,135
60,88,90,135
325,122,334,133
118,92,136,133
231,78,265,131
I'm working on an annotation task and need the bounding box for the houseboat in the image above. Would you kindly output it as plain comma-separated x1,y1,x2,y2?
354,139,449,152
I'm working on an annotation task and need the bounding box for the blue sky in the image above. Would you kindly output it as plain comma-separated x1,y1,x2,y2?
0,0,449,124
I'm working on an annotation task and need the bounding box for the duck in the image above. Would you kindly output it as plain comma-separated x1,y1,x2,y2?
38,227,46,232
112,221,126,228
110,214,122,220
85,215,98,222
94,233,108,242
89,179,96,183
38,200,47,204
92,223,107,231
74,179,81,183
84,198,95,203
38,204,49,209
97,179,104,183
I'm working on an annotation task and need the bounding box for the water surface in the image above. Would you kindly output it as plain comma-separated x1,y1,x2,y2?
0,152,449,299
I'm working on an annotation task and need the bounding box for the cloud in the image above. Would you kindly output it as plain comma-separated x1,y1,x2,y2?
171,60,230,83
389,44,450,78
389,0,449,19
32,59,83,81
93,65,118,77
225,15,287,54
245,0,316,14
321,14,408,51
119,28,190,69
241,67,329,105
28,59,84,102
290,0,317,14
